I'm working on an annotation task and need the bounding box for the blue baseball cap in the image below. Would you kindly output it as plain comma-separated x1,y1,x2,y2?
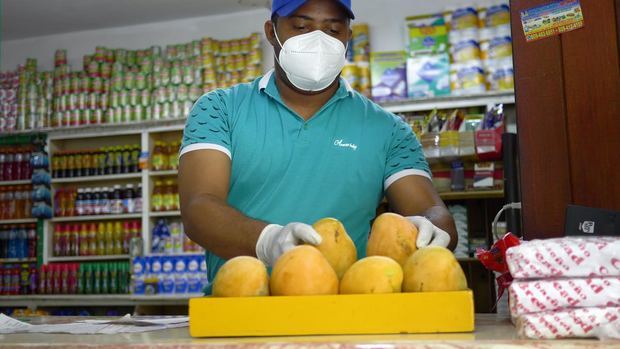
272,0,355,19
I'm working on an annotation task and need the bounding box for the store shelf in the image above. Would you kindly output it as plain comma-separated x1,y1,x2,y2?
150,211,181,217
0,294,203,307
47,255,130,262
52,172,142,184
0,257,37,263
380,91,515,114
148,252,204,257
0,179,31,186
44,118,186,140
0,218,38,225
149,170,178,177
51,213,142,222
439,190,504,201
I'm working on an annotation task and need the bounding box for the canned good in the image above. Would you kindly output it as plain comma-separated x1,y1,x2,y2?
182,66,194,85
177,44,186,60
77,93,87,110
225,56,235,72
162,102,172,119
124,72,135,90
92,78,104,94
105,49,115,63
127,50,137,66
247,48,262,65
150,45,162,57
170,64,182,85
71,109,80,126
240,38,250,54
135,73,147,90
100,63,112,79
165,86,176,102
87,93,99,110
220,40,231,56
88,60,100,78
134,105,145,121
109,91,120,108
111,75,123,91
230,40,241,55
144,105,152,121
192,40,201,57
94,46,106,62
67,94,77,111
114,107,123,124
177,84,189,101
140,58,152,73
119,90,129,106
81,76,92,93
129,89,140,106
123,105,133,123
62,78,71,95
100,93,109,109
81,109,90,125
184,42,194,58
183,100,193,117
250,33,261,49
53,81,63,96
140,90,151,107
160,68,170,86
166,45,177,61
55,49,68,67
104,108,114,124
341,63,360,91
189,86,202,102
70,76,81,94
202,68,216,83
235,55,246,72
114,49,127,64
152,103,162,120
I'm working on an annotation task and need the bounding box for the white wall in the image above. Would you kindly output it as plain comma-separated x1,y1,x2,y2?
2,0,473,71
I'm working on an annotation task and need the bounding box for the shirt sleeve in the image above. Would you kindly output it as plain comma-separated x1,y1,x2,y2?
179,90,232,159
384,116,431,190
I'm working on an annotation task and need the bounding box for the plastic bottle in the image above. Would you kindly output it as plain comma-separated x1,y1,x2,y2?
79,223,89,256
14,150,23,181
123,184,134,214
130,145,140,173
70,224,80,257
5,188,15,220
92,187,101,215
84,264,93,294
151,141,165,171
17,225,28,259
60,263,69,294
66,152,76,179
75,188,84,216
93,263,101,294
4,149,14,181
105,221,115,255
199,255,208,291
0,150,5,181
151,181,163,212
66,188,76,217
168,141,180,171
113,221,123,255
27,224,37,259
162,180,174,212
109,262,118,294
113,146,123,174
112,184,123,214
74,152,83,178
100,262,109,294
22,186,32,219
52,264,61,294
135,184,143,213
96,222,106,256
0,227,7,258
38,264,47,294
82,151,93,177
23,148,32,180
99,186,110,215
84,187,93,216
77,263,85,294
121,146,131,174
88,223,97,257
8,226,18,259
122,221,131,254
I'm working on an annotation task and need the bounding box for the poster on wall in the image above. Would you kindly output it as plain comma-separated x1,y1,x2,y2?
520,0,584,42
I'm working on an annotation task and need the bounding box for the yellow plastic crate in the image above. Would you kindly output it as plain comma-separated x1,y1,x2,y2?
189,290,474,337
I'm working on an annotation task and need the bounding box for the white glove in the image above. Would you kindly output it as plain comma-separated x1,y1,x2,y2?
407,216,451,248
256,223,322,266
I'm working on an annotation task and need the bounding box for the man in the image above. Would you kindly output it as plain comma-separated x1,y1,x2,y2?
179,0,457,287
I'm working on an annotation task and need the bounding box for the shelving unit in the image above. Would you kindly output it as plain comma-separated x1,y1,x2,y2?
52,173,142,184
47,254,130,262
0,218,38,224
0,294,203,308
0,258,37,263
0,179,31,186
51,213,142,222
150,211,181,217
381,91,515,113
149,170,178,177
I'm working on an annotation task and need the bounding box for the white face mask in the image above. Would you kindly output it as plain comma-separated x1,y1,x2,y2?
274,27,347,92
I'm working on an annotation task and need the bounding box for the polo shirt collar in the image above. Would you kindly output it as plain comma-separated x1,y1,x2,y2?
258,69,354,102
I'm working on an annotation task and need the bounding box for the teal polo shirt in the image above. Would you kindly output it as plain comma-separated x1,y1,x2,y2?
180,69,430,286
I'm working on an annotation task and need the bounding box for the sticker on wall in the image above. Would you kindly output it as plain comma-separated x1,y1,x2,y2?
520,0,584,42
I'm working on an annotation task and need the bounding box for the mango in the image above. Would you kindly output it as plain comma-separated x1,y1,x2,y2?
312,217,357,279
340,256,403,294
212,256,269,297
270,245,339,296
366,212,418,267
403,246,468,292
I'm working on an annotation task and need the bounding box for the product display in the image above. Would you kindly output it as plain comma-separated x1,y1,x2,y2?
370,51,407,102
54,184,142,217
0,146,34,181
516,307,620,339
0,263,37,295
0,185,34,220
51,145,141,178
52,220,141,257
151,219,203,255
132,254,207,295
151,141,180,171
0,224,37,260
406,54,451,98
150,180,179,212
37,261,130,294
0,70,20,133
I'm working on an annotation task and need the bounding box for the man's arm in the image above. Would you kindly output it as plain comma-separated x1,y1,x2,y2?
178,149,267,260
386,175,458,251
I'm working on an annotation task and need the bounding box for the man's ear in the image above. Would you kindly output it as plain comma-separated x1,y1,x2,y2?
264,20,277,47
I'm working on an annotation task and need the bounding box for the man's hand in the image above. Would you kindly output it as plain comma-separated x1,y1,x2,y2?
256,223,323,266
407,216,451,248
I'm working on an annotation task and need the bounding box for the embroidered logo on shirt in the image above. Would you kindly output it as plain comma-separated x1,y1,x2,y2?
334,139,358,151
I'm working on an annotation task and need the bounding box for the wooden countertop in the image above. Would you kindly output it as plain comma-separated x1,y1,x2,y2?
0,314,617,348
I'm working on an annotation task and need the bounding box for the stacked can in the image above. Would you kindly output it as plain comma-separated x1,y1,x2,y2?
51,47,112,128
150,42,202,121
0,70,20,133
200,32,262,93
16,59,54,131
107,47,157,124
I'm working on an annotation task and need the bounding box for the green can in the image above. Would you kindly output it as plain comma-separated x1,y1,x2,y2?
70,75,81,94
189,86,202,101
92,109,103,124
177,84,188,101
144,105,152,121
81,109,91,125
77,93,87,110
127,50,137,67
114,107,123,124
92,78,104,94
129,89,140,106
114,49,126,64
100,63,112,79
88,60,100,77
124,72,135,90
135,73,147,90
140,57,152,73
134,105,145,121
165,86,175,102
94,46,106,62
154,87,166,104
162,102,172,119
104,108,113,124
111,75,124,91
87,93,99,110
182,66,194,85
171,100,182,119
100,93,109,109
81,76,92,93
160,68,170,86
119,90,129,106
152,102,162,120
170,64,182,85
123,105,133,123
140,89,151,107
62,78,71,95
110,92,120,108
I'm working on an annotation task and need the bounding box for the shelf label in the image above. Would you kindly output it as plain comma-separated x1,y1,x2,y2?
520,0,584,42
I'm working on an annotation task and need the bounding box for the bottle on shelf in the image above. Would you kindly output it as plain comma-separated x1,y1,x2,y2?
151,181,164,212
123,184,135,214
151,141,167,171
163,180,175,212
111,184,123,214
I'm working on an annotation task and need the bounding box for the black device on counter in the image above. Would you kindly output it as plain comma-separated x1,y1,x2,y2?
565,205,620,236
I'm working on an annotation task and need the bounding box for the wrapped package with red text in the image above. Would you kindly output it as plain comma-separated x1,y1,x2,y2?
516,307,620,339
509,277,620,316
506,237,620,279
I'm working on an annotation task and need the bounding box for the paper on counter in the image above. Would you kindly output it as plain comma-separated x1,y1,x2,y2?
0,313,188,334
506,236,620,279
516,306,620,339
509,277,620,316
